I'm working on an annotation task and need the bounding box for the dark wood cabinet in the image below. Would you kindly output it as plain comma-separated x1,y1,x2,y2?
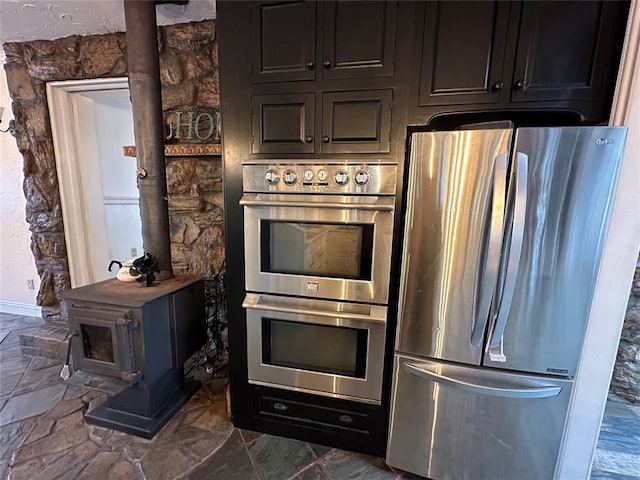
219,0,629,458
321,90,392,153
322,1,397,80
419,1,511,106
251,1,317,83
251,93,315,154
251,90,392,154
251,1,398,84
511,1,627,104
416,0,628,119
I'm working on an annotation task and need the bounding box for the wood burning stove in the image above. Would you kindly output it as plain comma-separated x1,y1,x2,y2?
62,276,206,438
56,0,210,440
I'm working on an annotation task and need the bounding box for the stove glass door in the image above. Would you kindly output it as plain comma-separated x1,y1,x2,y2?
81,323,115,363
68,304,135,379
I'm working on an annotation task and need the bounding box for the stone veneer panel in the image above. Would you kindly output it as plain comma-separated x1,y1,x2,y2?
3,20,223,324
610,259,640,403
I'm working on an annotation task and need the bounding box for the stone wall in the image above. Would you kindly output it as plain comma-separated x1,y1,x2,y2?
610,260,640,403
3,20,223,324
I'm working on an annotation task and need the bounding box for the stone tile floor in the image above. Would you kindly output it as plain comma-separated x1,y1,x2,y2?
0,312,638,480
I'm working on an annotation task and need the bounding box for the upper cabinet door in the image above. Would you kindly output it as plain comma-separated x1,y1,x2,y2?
251,93,316,154
321,90,392,154
322,1,398,80
251,1,317,83
511,1,628,103
419,1,511,106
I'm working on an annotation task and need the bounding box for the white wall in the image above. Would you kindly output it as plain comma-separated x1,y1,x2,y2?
0,50,42,316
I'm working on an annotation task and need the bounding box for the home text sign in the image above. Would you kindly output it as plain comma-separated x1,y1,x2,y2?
167,107,221,143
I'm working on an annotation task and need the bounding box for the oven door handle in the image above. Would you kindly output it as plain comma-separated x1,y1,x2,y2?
243,293,387,323
240,194,395,211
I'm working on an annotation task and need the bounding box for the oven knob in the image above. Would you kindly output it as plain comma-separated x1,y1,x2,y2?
303,169,314,181
354,170,370,186
317,169,328,182
283,169,298,185
265,169,280,185
334,170,349,186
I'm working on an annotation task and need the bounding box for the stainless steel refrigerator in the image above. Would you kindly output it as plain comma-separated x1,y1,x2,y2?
386,126,627,480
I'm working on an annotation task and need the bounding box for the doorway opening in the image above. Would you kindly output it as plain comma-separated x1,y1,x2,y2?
47,78,142,287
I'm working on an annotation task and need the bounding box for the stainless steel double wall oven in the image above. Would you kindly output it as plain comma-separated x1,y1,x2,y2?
241,162,397,404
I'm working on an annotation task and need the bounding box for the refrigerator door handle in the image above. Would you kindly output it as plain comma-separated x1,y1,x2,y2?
471,153,508,347
489,151,528,348
403,362,561,399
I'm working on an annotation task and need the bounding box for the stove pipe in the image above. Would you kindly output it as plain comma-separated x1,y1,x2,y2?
123,0,173,280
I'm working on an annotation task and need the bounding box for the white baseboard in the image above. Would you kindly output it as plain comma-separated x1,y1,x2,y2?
0,301,42,318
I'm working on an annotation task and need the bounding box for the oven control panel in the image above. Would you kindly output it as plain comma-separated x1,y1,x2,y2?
242,164,397,195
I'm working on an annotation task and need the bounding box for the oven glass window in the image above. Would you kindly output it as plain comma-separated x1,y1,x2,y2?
80,324,115,363
262,221,374,279
262,318,367,378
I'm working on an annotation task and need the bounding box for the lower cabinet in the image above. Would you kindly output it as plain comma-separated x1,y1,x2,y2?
251,89,392,155
261,395,372,433
239,387,388,456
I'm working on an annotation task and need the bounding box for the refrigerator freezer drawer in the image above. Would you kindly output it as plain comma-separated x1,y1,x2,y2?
386,354,573,480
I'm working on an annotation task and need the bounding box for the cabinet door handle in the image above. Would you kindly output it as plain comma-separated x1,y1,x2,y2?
321,135,330,143
492,81,504,91
273,402,288,412
515,79,529,90
305,61,314,70
338,414,354,424
323,61,332,69
304,135,313,143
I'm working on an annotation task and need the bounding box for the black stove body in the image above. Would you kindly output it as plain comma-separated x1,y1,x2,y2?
62,276,206,438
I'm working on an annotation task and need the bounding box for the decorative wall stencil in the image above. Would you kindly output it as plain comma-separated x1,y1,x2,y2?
123,143,222,157
165,106,221,143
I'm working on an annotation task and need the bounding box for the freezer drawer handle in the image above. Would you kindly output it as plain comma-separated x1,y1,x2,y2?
471,152,508,347
402,362,561,399
490,151,528,348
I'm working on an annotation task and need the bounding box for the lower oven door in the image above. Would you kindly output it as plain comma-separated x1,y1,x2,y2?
241,194,394,304
243,293,386,404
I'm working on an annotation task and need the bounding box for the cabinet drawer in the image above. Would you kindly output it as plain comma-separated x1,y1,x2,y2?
260,395,371,432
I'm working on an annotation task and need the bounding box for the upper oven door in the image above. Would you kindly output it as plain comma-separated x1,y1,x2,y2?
241,194,394,304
